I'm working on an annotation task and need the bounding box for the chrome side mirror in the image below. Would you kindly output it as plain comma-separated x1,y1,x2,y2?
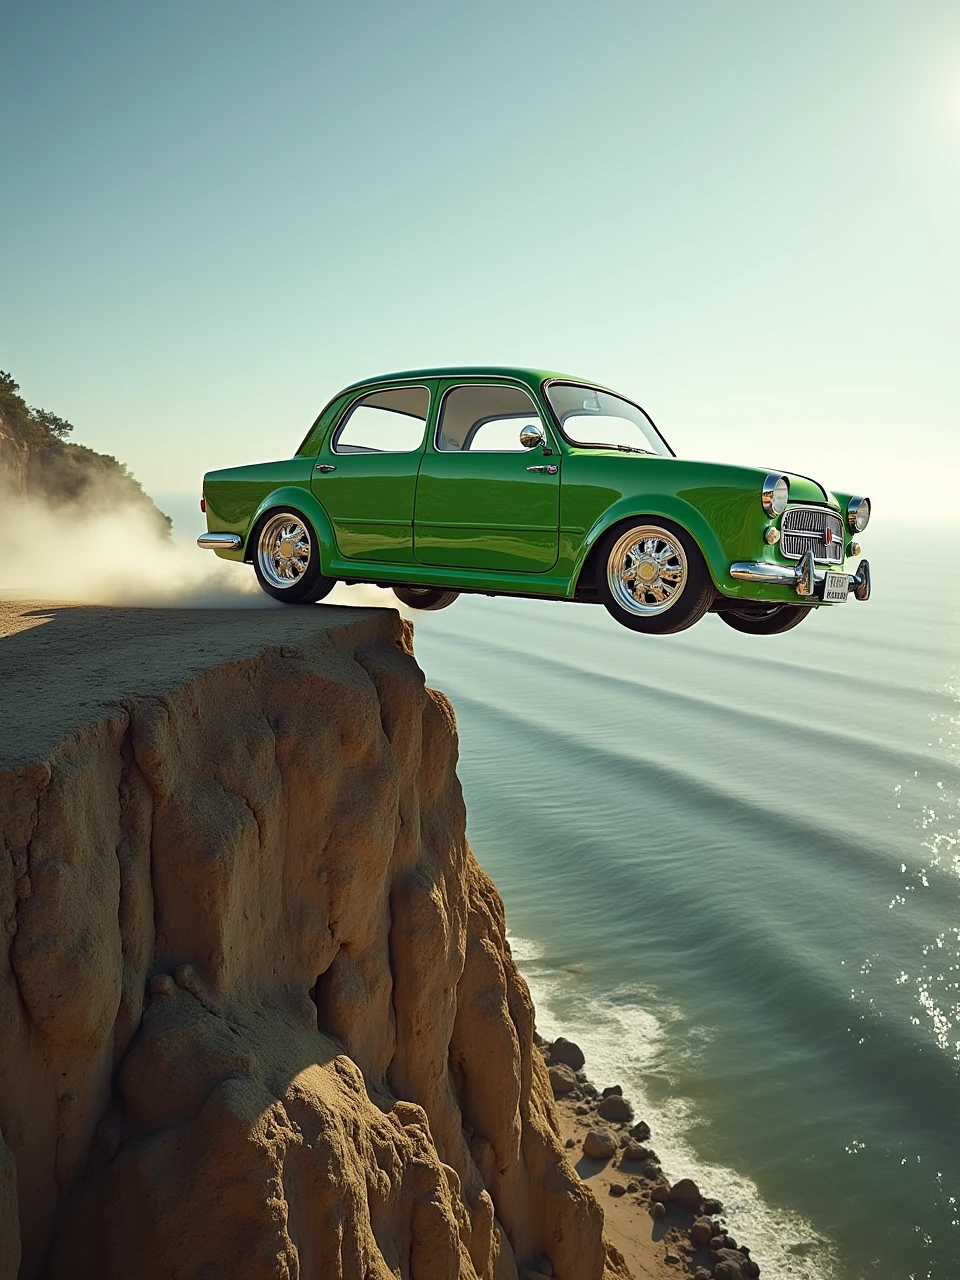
520,424,545,450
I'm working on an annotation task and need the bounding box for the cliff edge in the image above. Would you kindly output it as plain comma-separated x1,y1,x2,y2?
0,600,628,1280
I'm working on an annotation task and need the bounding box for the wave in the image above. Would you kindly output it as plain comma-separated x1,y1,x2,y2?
510,932,842,1280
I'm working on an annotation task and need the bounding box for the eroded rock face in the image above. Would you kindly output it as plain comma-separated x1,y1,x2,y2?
0,606,621,1280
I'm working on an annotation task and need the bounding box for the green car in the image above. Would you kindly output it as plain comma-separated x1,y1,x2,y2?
198,366,871,636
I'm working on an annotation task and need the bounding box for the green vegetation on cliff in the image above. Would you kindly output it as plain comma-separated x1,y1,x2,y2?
0,371,171,533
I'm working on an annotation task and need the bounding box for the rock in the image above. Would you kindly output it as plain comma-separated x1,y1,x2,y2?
601,1084,623,1097
744,1262,760,1278
609,1183,626,1197
724,1234,739,1250
712,1249,748,1278
668,1176,702,1208
549,1036,585,1071
694,1270,712,1280
582,1128,618,1161
629,1120,652,1141
620,1142,649,1162
597,1094,634,1122
574,1103,590,1116
653,1200,666,1219
714,1263,744,1280
582,1082,599,1098
626,1181,640,1193
148,974,175,997
548,1064,578,1097
650,1182,670,1204
690,1216,714,1244
564,1138,576,1149
664,1252,680,1264
702,1197,723,1215
0,605,616,1280
709,1236,727,1251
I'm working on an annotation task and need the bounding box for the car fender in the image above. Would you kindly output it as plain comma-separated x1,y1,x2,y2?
246,486,338,572
572,494,729,591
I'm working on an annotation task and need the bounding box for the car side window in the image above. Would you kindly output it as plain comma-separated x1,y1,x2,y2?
332,386,430,454
436,384,545,452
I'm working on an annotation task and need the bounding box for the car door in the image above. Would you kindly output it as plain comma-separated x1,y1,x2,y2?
310,383,431,564
414,381,560,573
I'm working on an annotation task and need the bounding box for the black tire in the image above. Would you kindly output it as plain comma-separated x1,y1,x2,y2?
597,518,714,635
393,586,460,612
250,509,335,604
717,603,813,635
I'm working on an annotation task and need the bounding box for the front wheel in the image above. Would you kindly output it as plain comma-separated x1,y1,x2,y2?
598,520,714,635
251,510,335,604
717,604,813,635
393,586,460,611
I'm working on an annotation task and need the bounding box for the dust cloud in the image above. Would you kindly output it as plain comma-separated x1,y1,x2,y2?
0,490,407,613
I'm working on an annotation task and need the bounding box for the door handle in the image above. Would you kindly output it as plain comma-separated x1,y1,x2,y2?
314,463,337,473
526,464,558,474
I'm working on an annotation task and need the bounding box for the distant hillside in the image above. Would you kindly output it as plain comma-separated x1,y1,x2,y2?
0,371,171,534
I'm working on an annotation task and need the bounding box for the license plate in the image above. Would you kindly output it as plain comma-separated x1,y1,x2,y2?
822,572,849,603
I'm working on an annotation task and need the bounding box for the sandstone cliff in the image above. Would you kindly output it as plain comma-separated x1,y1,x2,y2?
0,601,628,1280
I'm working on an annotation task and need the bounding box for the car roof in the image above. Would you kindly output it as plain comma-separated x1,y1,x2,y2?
340,366,600,394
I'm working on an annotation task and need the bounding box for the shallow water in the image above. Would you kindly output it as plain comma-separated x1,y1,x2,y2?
408,523,960,1280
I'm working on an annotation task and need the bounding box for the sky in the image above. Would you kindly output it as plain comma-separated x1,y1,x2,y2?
2,0,958,522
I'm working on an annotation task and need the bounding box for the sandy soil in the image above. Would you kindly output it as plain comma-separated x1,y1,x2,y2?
553,1094,704,1279
0,596,392,769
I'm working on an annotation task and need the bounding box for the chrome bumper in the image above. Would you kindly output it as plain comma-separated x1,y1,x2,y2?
197,532,242,550
730,552,871,601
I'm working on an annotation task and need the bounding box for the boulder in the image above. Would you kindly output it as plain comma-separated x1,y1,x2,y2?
609,1183,626,1198
597,1094,634,1122
549,1037,585,1071
653,1200,666,1219
712,1249,748,1278
582,1129,618,1161
714,1264,744,1280
620,1142,649,1162
548,1064,578,1097
690,1217,714,1244
650,1182,670,1204
668,1176,702,1208
601,1084,623,1097
629,1120,652,1141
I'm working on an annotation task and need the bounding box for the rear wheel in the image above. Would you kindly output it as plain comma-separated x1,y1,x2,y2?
393,586,459,611
251,510,335,604
598,520,714,635
717,603,813,635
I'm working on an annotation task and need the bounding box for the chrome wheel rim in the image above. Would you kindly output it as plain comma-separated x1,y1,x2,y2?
607,525,687,616
257,514,311,589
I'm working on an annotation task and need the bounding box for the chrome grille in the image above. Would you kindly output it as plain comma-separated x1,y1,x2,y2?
780,506,844,564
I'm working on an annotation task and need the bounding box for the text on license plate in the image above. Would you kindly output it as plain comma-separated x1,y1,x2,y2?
822,572,849,603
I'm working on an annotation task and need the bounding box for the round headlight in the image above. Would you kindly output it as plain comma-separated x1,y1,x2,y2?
762,473,789,517
847,496,871,533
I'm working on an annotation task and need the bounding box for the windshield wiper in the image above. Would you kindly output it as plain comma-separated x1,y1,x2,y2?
614,444,654,455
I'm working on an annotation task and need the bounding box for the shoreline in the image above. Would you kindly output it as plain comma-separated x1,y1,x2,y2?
539,1034,761,1280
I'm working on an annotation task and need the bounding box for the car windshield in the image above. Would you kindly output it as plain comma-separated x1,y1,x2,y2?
544,383,672,457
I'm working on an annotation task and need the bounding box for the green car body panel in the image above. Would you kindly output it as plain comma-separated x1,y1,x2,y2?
201,366,870,611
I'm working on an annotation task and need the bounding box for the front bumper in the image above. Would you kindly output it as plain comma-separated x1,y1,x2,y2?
730,552,870,601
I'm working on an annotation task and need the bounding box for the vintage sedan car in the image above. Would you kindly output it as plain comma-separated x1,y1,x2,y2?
198,366,871,635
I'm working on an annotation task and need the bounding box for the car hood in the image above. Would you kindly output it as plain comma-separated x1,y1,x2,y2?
676,457,840,509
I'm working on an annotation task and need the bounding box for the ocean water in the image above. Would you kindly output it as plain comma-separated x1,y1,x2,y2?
404,523,960,1280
